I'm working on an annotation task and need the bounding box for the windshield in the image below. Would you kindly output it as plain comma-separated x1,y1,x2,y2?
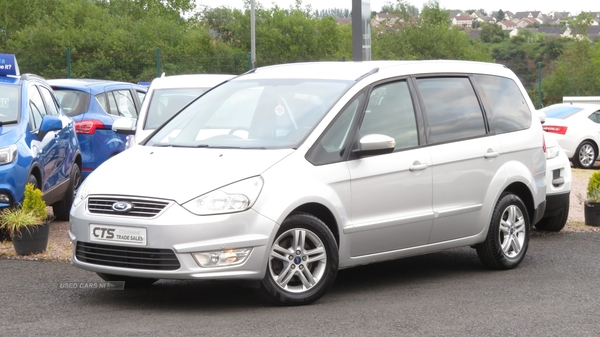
0,84,20,124
145,88,207,130
543,105,584,119
145,79,353,149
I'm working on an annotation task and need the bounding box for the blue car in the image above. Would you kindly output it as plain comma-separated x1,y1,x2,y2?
48,79,147,179
0,54,82,221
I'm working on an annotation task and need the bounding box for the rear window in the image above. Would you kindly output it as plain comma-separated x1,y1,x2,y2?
54,90,91,117
475,74,531,133
543,105,584,119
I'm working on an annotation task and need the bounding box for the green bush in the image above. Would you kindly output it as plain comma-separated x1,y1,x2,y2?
21,183,47,221
587,170,600,202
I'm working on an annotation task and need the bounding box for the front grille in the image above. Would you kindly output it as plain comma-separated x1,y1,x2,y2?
76,242,180,271
88,197,169,217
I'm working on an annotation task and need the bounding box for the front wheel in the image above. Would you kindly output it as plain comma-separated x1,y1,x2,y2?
476,193,530,270
575,141,596,169
535,198,569,232
258,212,338,306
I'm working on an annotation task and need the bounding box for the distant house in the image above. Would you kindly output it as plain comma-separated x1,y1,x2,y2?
537,26,571,38
514,11,544,21
514,17,539,28
372,13,399,28
336,18,352,25
587,26,600,40
498,20,517,30
452,14,473,28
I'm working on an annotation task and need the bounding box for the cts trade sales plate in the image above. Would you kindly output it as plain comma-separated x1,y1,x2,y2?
89,224,147,246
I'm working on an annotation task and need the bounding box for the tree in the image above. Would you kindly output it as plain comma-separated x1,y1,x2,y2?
480,22,506,43
496,10,505,21
542,41,600,104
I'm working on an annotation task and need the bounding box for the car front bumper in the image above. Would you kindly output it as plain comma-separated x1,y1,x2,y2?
69,197,278,280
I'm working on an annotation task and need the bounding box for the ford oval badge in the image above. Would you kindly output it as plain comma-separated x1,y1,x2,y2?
112,201,133,213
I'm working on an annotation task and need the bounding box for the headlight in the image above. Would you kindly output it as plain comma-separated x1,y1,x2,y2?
0,144,17,165
73,178,90,208
183,176,263,215
546,145,560,160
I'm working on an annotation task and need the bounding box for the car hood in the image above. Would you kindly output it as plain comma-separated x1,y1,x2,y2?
86,145,295,203
0,123,22,145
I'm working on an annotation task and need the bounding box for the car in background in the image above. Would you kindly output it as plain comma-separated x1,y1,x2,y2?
113,74,234,145
48,79,147,179
0,54,81,221
537,132,572,231
540,103,600,169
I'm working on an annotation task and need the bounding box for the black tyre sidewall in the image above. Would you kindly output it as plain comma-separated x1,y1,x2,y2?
27,174,39,189
259,212,338,306
477,193,530,270
535,198,569,232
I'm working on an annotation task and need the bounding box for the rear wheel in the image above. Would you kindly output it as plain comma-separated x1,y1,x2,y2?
97,273,158,288
258,212,338,306
575,141,596,169
52,163,81,221
476,193,530,270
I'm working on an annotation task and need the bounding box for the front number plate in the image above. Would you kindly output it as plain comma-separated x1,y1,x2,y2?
89,225,147,246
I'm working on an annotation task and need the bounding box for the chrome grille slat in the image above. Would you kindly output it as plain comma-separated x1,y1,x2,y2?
88,197,168,217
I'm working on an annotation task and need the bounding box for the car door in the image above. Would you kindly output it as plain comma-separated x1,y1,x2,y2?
27,84,61,192
346,80,434,257
415,76,503,243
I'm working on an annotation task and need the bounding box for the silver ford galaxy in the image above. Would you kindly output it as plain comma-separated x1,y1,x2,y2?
70,60,546,305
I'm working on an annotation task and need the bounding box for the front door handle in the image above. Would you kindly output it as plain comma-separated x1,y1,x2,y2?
409,161,429,171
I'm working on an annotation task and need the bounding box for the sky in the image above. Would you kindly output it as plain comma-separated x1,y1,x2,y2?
198,0,597,15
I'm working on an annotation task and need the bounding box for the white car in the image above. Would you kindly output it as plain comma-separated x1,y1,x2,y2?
71,60,546,305
116,74,235,145
540,103,600,169
537,132,572,231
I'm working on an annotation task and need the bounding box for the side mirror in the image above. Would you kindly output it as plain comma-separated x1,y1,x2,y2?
112,117,136,135
537,110,546,124
354,134,396,157
37,115,63,140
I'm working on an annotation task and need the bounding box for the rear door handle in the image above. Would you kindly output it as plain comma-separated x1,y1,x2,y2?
484,150,499,159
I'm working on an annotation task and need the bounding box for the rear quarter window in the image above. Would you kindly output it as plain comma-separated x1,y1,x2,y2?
474,75,531,134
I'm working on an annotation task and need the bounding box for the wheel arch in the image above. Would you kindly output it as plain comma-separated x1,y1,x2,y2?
503,182,535,227
289,203,340,247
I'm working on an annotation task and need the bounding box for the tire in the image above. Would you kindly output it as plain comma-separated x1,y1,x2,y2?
52,163,81,221
575,141,596,169
27,174,39,189
258,212,338,306
476,193,530,270
96,273,158,288
535,198,569,232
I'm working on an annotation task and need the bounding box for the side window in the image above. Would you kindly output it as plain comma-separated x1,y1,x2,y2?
306,93,364,165
474,74,531,133
417,77,486,144
588,111,600,123
359,81,418,151
39,86,60,117
112,90,137,118
101,90,137,118
136,90,146,105
96,93,109,113
28,85,47,130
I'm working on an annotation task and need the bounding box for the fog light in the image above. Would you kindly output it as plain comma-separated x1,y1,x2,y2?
193,248,252,267
0,193,10,203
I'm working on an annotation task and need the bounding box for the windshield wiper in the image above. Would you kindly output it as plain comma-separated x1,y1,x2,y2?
0,120,18,126
152,144,209,148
